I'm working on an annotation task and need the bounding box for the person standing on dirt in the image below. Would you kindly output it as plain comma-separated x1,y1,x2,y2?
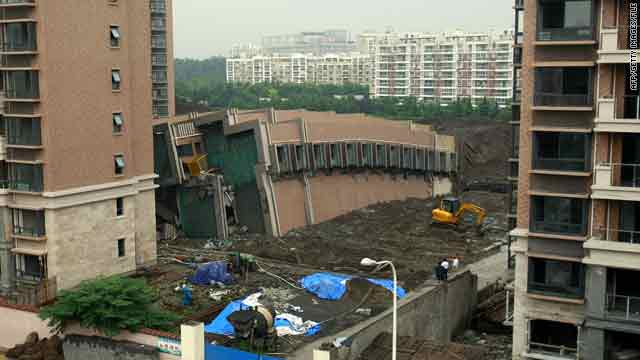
452,255,460,270
434,262,443,281
440,258,450,281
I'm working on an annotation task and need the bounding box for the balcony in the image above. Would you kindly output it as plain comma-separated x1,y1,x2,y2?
533,68,594,110
12,209,45,239
0,0,35,5
150,0,166,14
528,257,585,300
8,162,42,192
536,0,595,43
5,117,41,147
606,269,640,322
530,196,588,238
531,132,591,173
3,69,39,100
0,22,36,54
525,320,578,359
513,47,522,67
593,164,640,202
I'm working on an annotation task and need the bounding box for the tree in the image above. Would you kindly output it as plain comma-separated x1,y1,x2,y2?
39,276,178,337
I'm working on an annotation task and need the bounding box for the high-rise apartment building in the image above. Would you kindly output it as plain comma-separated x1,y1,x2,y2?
0,0,173,302
261,30,356,56
511,0,640,358
368,31,514,106
226,54,372,86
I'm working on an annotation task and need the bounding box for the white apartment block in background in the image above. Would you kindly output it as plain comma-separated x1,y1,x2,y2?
226,53,372,85
226,30,514,106
369,30,514,105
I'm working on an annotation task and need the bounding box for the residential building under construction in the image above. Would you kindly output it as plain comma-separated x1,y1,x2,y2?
0,0,174,302
511,0,640,358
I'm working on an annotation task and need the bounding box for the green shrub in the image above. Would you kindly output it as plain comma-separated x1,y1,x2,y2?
39,276,179,337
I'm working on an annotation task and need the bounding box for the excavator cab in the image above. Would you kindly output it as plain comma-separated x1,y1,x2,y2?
441,197,461,214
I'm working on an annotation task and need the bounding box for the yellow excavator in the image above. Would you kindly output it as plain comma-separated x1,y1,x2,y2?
431,197,487,229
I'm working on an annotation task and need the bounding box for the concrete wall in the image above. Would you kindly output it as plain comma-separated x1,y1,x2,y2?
272,172,451,235
63,335,159,360
291,271,477,360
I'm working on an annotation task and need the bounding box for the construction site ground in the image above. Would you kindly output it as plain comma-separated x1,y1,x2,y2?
150,188,509,353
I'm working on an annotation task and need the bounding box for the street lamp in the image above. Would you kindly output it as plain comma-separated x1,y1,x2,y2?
361,257,398,360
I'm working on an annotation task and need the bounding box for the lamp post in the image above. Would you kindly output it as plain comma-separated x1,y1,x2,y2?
361,257,397,360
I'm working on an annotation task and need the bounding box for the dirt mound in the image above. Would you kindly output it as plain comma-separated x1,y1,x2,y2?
359,332,487,360
233,192,505,291
7,332,64,360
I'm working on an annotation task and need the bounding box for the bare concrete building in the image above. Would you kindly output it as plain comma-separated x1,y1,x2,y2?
0,0,173,301
511,0,640,358
261,30,356,56
154,109,457,239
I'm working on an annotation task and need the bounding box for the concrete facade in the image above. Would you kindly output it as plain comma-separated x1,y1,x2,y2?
0,0,169,299
511,0,640,358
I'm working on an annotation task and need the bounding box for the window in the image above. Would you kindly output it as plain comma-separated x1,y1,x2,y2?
346,143,357,167
110,26,121,47
111,69,121,91
389,146,400,168
112,113,123,133
361,144,373,167
276,145,291,173
376,144,386,167
531,196,587,236
329,143,342,168
117,238,125,257
403,147,413,169
416,149,426,170
534,67,592,107
194,142,203,154
176,144,194,157
529,258,584,299
114,155,125,175
529,320,578,356
538,0,594,41
294,144,307,171
533,132,590,172
313,144,326,169
116,197,124,216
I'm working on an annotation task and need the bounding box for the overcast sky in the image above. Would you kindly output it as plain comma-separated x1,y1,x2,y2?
173,0,514,59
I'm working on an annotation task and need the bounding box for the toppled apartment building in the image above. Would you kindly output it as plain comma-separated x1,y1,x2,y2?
155,108,458,239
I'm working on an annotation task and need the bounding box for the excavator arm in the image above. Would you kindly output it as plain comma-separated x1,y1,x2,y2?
455,203,487,225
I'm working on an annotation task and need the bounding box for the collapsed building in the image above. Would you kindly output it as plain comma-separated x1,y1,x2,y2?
154,108,458,239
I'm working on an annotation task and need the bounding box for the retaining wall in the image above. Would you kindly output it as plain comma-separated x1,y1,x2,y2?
291,270,478,360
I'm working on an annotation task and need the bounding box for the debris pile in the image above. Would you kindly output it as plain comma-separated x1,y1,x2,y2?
358,332,487,360
6,332,64,360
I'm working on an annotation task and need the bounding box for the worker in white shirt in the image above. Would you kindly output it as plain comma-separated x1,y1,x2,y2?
452,255,460,270
440,258,450,281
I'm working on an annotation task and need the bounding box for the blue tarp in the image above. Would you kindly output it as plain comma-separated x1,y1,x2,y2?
188,261,234,286
204,300,248,336
205,343,282,360
299,272,406,301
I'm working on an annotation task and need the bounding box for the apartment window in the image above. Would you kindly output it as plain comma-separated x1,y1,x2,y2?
112,113,123,134
346,143,357,167
528,258,584,299
3,22,37,52
5,117,41,146
116,197,124,216
111,69,121,91
531,196,588,236
114,154,125,175
110,26,121,47
313,144,326,169
361,144,373,167
427,150,436,171
533,132,591,172
16,254,45,281
528,320,579,357
276,145,291,173
376,144,387,168
12,209,45,237
416,149,426,170
534,67,592,107
403,147,413,169
9,163,43,193
538,0,594,41
117,238,125,257
176,144,194,157
606,269,640,321
329,143,342,168
294,144,308,171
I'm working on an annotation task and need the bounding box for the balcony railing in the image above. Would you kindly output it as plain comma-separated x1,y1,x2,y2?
533,158,589,172
596,228,640,244
531,220,586,237
5,88,39,100
7,134,40,146
596,163,640,188
606,294,640,321
534,93,593,107
13,225,44,237
537,27,594,42
528,342,578,359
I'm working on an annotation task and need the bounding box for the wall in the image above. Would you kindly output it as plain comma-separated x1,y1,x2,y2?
272,172,452,234
63,335,159,360
291,271,478,360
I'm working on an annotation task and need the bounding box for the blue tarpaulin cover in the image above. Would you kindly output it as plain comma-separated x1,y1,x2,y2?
299,272,407,300
205,343,283,360
204,300,248,336
188,261,234,286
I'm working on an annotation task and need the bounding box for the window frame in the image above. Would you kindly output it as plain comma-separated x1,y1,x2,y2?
110,25,121,48
114,154,125,175
111,69,121,91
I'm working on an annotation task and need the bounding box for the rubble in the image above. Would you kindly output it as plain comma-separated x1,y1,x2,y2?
6,332,64,360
